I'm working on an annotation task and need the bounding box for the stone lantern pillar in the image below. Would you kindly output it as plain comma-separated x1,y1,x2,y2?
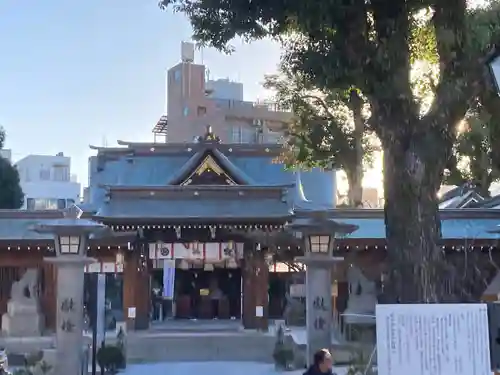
286,211,358,366
33,205,105,375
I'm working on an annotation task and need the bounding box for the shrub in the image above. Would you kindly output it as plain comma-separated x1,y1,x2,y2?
273,326,294,370
97,345,125,375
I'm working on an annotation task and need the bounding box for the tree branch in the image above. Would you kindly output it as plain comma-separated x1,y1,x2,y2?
370,0,418,135
426,0,481,133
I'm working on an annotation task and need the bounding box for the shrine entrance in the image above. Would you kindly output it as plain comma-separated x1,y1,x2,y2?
151,265,241,321
174,267,241,319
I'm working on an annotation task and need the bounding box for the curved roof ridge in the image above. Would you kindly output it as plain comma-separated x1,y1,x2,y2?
211,149,256,185
165,150,205,185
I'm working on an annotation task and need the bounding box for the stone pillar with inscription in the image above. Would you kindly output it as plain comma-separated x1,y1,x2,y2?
33,205,105,375
298,253,344,366
288,212,358,367
49,257,93,375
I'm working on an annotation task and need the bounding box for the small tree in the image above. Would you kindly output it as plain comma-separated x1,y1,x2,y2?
0,127,23,209
444,97,500,197
264,68,375,207
441,3,500,197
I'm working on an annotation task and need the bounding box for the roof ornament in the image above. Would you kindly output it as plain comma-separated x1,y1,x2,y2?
197,125,221,144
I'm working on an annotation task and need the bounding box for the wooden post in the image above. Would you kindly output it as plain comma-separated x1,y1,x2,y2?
242,244,256,329
254,250,269,331
123,250,150,330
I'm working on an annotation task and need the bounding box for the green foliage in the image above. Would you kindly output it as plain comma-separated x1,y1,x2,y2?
272,326,294,370
97,344,125,374
264,69,375,169
12,351,52,375
346,348,377,375
442,2,500,193
0,127,23,209
264,65,376,206
444,95,500,195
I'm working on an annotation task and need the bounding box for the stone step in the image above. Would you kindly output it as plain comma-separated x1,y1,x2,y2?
126,333,275,363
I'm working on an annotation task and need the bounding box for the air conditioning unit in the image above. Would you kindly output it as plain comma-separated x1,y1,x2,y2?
253,119,263,127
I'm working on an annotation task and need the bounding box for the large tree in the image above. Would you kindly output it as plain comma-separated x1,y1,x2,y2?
161,0,499,302
264,68,375,207
0,127,23,209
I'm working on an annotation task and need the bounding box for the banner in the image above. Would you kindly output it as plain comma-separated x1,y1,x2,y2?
162,259,175,299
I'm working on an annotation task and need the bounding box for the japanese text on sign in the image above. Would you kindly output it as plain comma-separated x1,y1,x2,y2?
61,319,75,332
312,295,329,331
60,298,74,313
313,297,327,311
314,317,326,330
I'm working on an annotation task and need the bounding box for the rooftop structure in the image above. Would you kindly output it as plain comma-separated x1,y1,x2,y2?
153,42,291,143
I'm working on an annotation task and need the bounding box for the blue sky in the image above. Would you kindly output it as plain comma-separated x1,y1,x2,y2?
0,0,282,186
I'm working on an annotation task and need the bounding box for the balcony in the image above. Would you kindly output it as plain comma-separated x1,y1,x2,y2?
210,98,293,124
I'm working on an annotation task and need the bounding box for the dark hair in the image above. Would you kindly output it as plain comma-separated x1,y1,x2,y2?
313,349,331,366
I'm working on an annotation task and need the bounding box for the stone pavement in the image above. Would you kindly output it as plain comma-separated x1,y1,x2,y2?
120,362,349,375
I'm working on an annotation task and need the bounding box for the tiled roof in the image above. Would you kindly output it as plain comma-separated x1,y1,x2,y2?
438,183,485,208
95,197,292,221
0,218,52,240
467,194,500,209
338,217,500,240
0,208,499,241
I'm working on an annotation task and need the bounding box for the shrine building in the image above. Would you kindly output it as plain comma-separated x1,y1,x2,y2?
0,127,500,333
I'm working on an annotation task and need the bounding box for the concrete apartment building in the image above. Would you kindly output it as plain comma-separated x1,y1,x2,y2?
153,42,292,143
15,153,81,210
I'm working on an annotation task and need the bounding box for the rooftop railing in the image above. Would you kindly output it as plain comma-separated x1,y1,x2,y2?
210,98,292,113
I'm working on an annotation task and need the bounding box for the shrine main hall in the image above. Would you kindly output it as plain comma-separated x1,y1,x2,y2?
0,128,500,333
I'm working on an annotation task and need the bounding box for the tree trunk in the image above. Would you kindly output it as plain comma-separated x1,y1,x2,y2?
346,171,363,208
347,89,365,208
382,135,450,303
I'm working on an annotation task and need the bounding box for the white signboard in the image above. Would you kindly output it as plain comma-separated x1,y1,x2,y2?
127,307,136,319
376,304,491,375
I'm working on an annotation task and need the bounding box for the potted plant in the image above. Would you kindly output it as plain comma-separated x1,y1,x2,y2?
346,348,377,375
12,351,51,375
273,326,295,371
97,345,125,374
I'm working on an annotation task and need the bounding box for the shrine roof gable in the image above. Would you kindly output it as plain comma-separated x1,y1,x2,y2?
166,148,255,186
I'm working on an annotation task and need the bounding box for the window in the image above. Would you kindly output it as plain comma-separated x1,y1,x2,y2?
25,198,62,210
53,166,69,182
60,236,80,254
183,107,189,116
241,127,256,143
231,126,242,143
309,235,331,253
39,168,50,181
197,106,207,116
66,199,75,207
174,70,181,82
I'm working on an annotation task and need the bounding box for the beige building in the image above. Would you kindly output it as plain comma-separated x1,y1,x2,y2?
153,42,292,143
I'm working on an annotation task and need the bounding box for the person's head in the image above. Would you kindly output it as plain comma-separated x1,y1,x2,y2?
313,348,332,372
